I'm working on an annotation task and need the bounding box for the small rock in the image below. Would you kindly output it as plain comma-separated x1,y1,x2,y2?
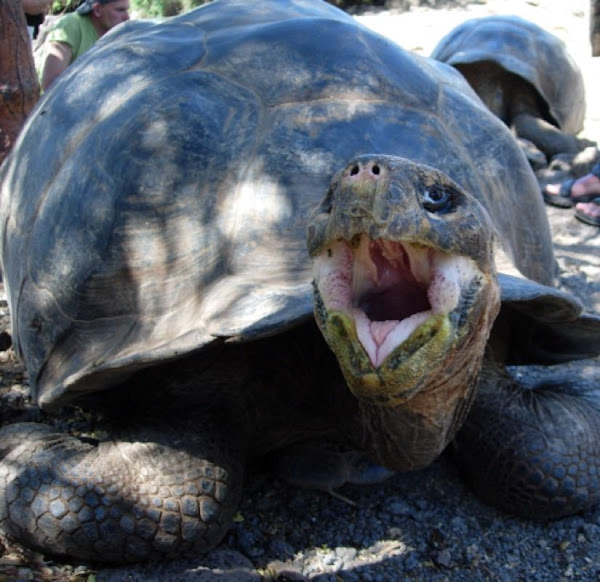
580,522,600,542
335,546,357,563
436,549,452,568
403,552,420,573
449,516,468,536
385,497,415,517
266,561,308,581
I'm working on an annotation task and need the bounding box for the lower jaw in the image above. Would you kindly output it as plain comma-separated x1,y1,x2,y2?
321,310,457,406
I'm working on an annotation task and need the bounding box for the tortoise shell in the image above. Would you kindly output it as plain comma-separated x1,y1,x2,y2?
0,0,556,410
431,14,585,134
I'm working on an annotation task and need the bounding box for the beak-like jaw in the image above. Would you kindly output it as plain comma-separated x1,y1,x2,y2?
312,236,496,404
308,155,500,406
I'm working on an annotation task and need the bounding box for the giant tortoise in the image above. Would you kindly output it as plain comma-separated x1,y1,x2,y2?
1,0,600,564
431,15,587,159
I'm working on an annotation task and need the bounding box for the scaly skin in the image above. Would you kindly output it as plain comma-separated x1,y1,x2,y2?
455,358,600,518
0,420,243,562
2,153,600,564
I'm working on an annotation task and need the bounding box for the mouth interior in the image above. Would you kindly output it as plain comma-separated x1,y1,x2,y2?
356,240,431,322
314,236,476,366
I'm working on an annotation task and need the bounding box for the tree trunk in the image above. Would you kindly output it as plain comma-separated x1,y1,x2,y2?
0,0,40,166
592,0,600,57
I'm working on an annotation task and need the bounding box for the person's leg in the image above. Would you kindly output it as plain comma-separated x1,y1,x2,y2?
542,163,600,208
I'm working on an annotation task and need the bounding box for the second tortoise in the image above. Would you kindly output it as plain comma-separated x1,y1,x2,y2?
431,15,588,160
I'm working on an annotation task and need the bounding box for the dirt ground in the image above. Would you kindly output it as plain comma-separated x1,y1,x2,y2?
1,0,600,581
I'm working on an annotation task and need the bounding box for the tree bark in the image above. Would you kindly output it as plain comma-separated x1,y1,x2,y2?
592,0,600,57
0,0,40,166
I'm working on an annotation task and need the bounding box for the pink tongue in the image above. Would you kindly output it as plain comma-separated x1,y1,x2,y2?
369,321,397,346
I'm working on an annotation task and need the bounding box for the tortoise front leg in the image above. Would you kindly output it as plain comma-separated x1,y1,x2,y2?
512,112,581,159
454,359,600,519
0,420,243,562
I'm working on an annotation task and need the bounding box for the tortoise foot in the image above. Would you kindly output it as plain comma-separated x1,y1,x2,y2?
0,422,243,562
455,363,600,519
512,112,581,159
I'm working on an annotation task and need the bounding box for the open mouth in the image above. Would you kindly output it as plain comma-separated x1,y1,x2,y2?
313,235,478,367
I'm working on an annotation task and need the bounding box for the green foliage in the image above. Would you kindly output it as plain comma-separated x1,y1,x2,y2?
49,0,80,14
49,0,386,19
131,0,209,17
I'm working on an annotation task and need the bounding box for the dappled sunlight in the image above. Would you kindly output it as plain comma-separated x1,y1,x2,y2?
2,0,556,405
224,166,294,238
1,1,600,578
139,116,172,151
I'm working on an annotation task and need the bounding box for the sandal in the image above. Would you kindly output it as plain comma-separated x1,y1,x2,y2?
574,197,600,227
542,178,577,208
542,162,600,209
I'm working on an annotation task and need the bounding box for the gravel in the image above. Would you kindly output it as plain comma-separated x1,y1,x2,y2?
2,1,600,580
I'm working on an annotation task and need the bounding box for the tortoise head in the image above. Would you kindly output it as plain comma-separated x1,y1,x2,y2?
307,155,500,457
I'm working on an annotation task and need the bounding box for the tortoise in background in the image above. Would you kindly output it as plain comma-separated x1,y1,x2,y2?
1,0,600,564
431,15,588,160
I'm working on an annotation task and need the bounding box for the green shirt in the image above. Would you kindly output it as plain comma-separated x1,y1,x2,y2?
35,13,99,83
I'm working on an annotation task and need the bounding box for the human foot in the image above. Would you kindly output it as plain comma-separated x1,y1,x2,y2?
542,164,600,208
575,198,600,227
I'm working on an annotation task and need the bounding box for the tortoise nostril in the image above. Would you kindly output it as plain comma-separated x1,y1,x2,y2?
350,164,360,176
372,164,380,175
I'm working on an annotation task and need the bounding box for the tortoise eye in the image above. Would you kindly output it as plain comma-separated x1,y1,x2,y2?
422,185,455,214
